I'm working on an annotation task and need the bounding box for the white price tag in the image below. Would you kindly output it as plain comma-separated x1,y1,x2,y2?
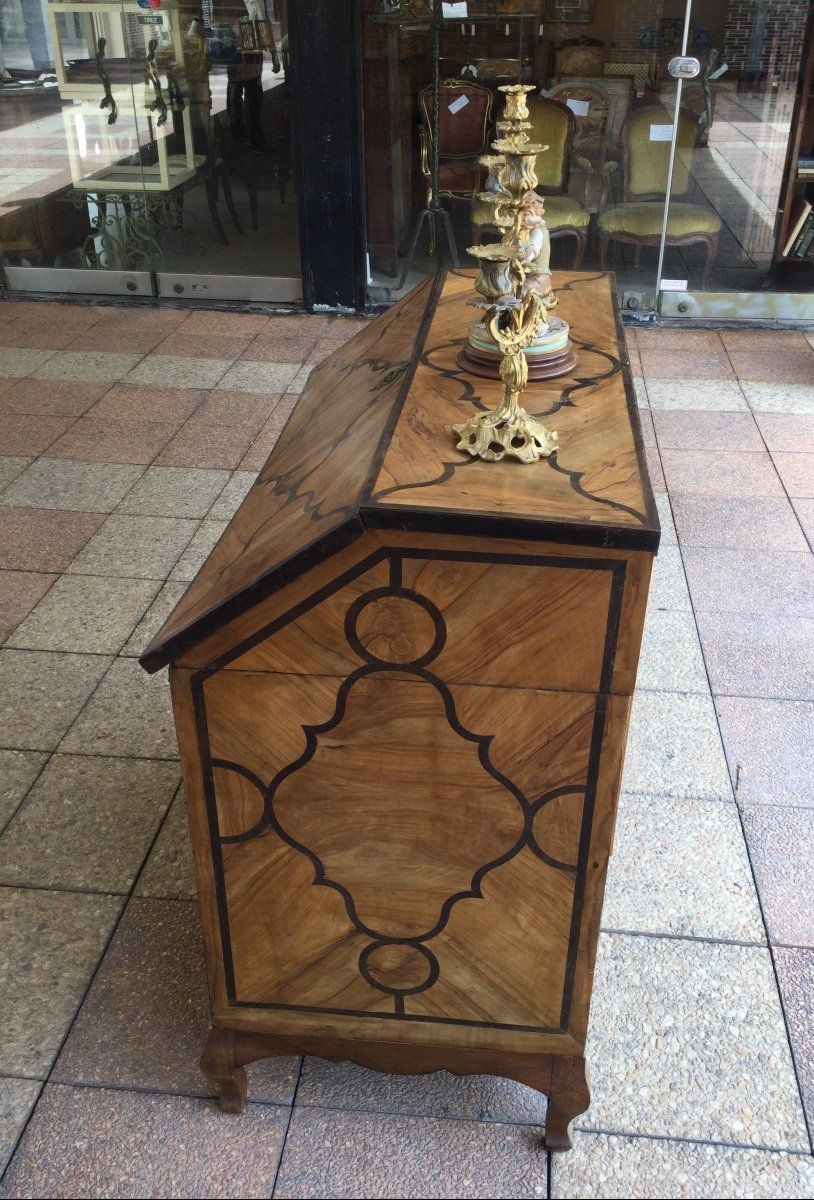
660,278,688,291
566,98,590,118
650,124,674,141
709,62,729,79
442,1,468,16
448,94,470,115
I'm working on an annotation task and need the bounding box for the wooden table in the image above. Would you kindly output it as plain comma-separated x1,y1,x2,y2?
141,269,660,1150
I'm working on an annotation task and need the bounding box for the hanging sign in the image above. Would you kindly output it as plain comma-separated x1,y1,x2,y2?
442,2,468,16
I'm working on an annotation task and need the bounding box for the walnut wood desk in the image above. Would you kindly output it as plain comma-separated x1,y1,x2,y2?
141,269,660,1150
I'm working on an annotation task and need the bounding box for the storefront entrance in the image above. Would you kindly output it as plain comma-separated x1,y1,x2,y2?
0,0,301,301
360,0,814,321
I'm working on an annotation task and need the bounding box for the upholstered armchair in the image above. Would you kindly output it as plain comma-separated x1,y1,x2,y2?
596,106,721,285
470,95,590,269
546,82,618,211
419,78,493,208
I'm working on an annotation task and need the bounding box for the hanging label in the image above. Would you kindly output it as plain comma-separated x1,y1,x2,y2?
660,278,688,291
137,15,162,23
448,94,470,115
650,124,674,141
442,2,468,17
709,62,729,80
566,98,590,118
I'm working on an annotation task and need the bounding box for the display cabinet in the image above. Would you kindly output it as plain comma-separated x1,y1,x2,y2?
141,269,659,1151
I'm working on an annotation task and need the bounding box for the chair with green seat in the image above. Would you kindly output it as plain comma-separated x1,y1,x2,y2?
470,95,590,268
597,105,721,285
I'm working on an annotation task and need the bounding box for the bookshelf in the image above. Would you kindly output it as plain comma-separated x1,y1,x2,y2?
776,3,814,266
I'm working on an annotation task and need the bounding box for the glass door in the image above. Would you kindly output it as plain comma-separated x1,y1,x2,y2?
654,0,814,320
1,0,302,302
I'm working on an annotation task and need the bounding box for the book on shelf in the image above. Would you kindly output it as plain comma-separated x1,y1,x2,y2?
797,221,814,258
783,199,813,256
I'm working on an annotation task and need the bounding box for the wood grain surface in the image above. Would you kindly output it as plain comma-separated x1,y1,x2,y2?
141,269,658,674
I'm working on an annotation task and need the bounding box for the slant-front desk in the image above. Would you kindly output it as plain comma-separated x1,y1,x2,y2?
140,270,660,1150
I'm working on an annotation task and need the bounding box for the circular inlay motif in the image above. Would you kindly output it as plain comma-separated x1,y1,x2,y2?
346,588,444,667
359,940,439,996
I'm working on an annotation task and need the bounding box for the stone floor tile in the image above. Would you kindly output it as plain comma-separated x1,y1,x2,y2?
644,379,749,411
716,697,814,808
168,520,228,581
238,407,289,470
241,336,315,363
1,459,144,514
636,609,707,693
156,420,257,470
32,351,142,383
214,360,299,395
582,933,808,1147
647,546,691,612
640,349,736,379
637,329,724,352
66,327,171,356
154,331,254,360
0,458,30,492
6,575,159,654
644,442,665,492
0,888,122,1077
65,514,199,579
0,378,109,417
671,495,809,552
194,389,281,432
54,898,298,1101
0,506,98,572
720,329,808,352
0,413,75,457
622,690,733,801
755,413,814,453
652,410,763,451
324,315,370,341
0,1078,42,1175
135,791,196,899
262,314,329,339
8,303,100,331
59,657,177,759
1,1084,288,1199
602,794,763,941
654,494,677,546
124,354,232,390
116,466,230,518
120,581,189,658
0,325,77,350
0,749,47,833
726,347,814,384
183,310,271,337
742,382,814,414
552,1131,814,1199
0,755,177,891
274,1106,548,1200
91,383,206,424
740,804,814,947
661,449,784,498
288,364,314,394
695,610,814,701
0,347,57,377
207,470,257,520
772,452,814,498
682,548,814,618
774,947,814,1134
794,498,814,546
632,378,648,408
296,1057,546,1126
0,650,110,751
46,415,179,465
90,307,188,336
0,571,56,642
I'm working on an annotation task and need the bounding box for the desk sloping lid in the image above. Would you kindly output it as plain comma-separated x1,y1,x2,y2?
141,270,659,673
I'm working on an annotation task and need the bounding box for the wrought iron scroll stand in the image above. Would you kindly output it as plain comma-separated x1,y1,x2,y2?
395,10,459,292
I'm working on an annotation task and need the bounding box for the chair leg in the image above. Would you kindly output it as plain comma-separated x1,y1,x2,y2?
700,233,718,289
599,232,610,272
222,176,245,236
572,229,587,270
205,178,229,245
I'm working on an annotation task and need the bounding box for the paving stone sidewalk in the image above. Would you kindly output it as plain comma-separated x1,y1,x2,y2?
0,300,812,1199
